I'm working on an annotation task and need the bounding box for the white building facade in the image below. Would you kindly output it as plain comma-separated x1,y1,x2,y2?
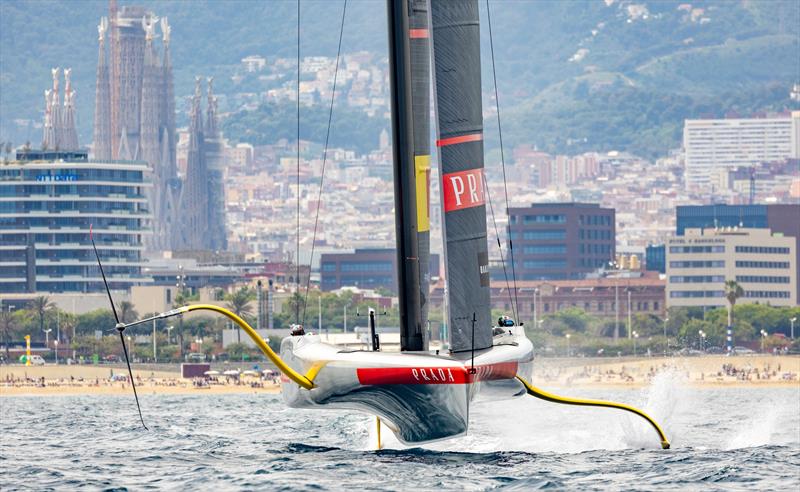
683,112,800,189
666,228,797,309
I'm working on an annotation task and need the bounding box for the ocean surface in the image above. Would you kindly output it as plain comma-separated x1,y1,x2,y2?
2,372,799,491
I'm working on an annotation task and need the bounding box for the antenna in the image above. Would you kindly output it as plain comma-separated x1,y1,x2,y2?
90,225,148,430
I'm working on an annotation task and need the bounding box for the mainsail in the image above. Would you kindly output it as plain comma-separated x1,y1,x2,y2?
430,0,492,352
387,0,426,351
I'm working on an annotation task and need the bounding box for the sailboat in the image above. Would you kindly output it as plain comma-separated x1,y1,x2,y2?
280,0,532,444
95,0,669,449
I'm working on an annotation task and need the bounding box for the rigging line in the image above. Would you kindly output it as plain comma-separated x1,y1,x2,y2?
485,0,520,319
301,0,348,326
295,0,301,323
482,172,517,322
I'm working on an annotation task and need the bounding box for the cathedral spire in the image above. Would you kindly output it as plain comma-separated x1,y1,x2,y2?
50,68,63,150
42,89,56,150
161,17,177,179
205,77,218,136
93,16,112,160
61,68,79,150
178,77,209,250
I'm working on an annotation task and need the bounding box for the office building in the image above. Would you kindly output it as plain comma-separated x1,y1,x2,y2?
666,228,796,309
683,113,800,189
645,244,666,274
320,249,439,293
677,203,800,302
0,150,152,293
507,203,615,280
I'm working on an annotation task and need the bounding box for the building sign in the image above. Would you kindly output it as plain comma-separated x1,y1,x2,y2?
36,174,78,182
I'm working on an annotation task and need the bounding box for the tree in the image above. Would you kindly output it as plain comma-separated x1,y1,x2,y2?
0,310,16,360
28,296,54,338
75,309,117,336
225,287,255,319
116,301,139,324
724,280,744,348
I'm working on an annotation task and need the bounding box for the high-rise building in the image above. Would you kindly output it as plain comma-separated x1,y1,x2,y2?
93,4,180,251
0,150,152,294
507,203,615,280
666,228,796,309
676,204,800,302
683,113,800,189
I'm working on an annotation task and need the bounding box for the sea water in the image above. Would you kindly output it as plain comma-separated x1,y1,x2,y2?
1,376,798,490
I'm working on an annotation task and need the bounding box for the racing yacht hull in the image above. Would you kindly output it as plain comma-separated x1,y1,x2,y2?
281,328,533,444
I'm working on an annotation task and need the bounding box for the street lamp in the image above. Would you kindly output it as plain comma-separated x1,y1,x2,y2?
791,317,797,340
565,333,571,357
166,325,174,344
54,340,59,364
127,335,132,360
633,330,639,357
663,316,669,357
699,330,706,352
43,328,52,359
760,329,767,353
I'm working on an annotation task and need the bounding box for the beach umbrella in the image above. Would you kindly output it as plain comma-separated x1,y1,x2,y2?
204,370,220,376
242,370,259,377
223,370,240,376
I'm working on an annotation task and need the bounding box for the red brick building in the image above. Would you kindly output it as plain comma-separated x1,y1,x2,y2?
431,272,665,321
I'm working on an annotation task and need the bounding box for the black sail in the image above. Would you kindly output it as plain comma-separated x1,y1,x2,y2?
387,0,426,351
410,0,431,348
430,0,492,352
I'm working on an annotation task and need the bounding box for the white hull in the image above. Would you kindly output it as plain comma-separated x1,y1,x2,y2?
281,328,533,444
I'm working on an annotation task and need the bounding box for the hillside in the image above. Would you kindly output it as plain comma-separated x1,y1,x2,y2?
1,0,798,158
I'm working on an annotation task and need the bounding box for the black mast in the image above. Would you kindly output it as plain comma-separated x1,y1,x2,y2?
387,0,425,351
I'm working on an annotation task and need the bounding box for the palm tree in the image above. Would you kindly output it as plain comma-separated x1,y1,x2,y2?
117,301,139,324
0,310,16,360
724,280,744,351
225,287,255,319
28,296,54,336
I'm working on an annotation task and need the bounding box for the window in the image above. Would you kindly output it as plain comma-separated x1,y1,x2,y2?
669,245,725,253
670,290,725,298
735,261,790,269
523,244,566,254
735,246,789,254
670,260,725,268
522,230,566,240
669,275,726,283
736,275,790,284
523,214,565,224
743,291,790,299
524,259,567,269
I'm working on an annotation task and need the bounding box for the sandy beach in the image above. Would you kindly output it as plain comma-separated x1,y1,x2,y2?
0,364,280,396
531,354,800,389
1,355,798,396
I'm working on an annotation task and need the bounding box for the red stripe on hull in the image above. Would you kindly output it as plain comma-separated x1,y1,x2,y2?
357,361,518,385
436,132,482,147
409,29,429,39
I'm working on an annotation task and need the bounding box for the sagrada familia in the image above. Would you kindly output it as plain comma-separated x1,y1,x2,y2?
46,1,227,253
41,68,79,152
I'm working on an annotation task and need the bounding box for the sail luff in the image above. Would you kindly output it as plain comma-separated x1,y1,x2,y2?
387,0,425,351
430,0,492,352
410,0,431,349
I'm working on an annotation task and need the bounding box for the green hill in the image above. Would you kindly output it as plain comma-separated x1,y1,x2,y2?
1,0,797,159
